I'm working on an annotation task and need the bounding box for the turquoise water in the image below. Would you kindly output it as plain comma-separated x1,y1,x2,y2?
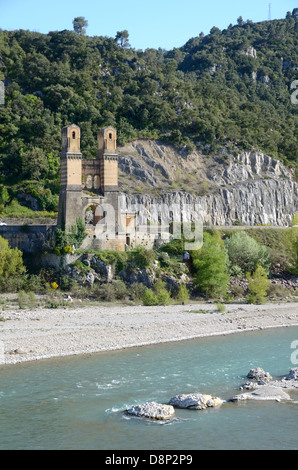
0,327,298,450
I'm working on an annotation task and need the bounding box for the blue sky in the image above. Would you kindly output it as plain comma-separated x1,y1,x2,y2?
0,0,297,50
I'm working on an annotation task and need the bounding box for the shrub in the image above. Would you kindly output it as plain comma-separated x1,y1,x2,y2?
156,288,172,306
267,283,289,299
283,226,298,274
246,264,271,304
129,247,156,269
229,284,245,298
18,290,36,309
142,288,158,306
192,232,229,298
215,302,226,313
175,284,190,304
113,280,128,300
68,218,87,248
0,236,26,292
130,282,147,303
159,238,185,255
142,280,172,306
100,283,116,302
225,231,270,277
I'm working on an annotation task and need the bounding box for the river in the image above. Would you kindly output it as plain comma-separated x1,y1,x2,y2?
0,326,298,450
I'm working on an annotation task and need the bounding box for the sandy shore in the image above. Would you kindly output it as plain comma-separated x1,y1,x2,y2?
0,301,298,365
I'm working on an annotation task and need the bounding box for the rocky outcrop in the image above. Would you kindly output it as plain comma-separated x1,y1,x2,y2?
118,141,297,227
168,393,223,410
126,402,175,420
247,367,272,383
233,367,298,401
231,385,292,402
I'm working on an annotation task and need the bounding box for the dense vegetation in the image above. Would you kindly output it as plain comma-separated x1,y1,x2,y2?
0,11,297,213
0,223,297,307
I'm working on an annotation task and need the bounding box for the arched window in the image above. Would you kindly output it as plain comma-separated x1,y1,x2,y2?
72,131,76,139
93,175,100,189
86,175,93,189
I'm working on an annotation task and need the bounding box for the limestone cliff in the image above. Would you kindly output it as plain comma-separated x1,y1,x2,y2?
118,141,297,226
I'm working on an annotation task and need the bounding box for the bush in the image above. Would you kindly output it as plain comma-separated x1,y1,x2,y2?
225,231,270,277
113,280,128,300
130,282,147,303
267,283,289,299
142,288,158,306
192,232,229,298
0,236,26,292
283,227,298,274
229,284,245,298
159,238,185,255
246,264,271,304
175,284,190,304
100,283,116,302
156,288,172,306
129,247,156,269
142,280,172,306
18,290,36,309
215,302,226,313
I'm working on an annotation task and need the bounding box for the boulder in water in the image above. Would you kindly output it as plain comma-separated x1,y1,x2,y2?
231,385,291,402
126,402,175,420
168,393,223,410
247,367,272,382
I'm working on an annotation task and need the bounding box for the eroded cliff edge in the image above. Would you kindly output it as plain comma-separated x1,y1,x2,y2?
118,140,298,226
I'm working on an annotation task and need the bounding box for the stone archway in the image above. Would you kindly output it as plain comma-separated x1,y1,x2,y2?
84,203,107,227
84,204,97,226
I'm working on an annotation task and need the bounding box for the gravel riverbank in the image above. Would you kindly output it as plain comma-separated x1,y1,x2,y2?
0,302,298,365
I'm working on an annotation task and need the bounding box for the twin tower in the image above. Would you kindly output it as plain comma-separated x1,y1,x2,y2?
57,124,120,231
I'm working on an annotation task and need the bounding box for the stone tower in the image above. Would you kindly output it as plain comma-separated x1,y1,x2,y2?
57,124,121,234
57,124,83,230
98,126,118,193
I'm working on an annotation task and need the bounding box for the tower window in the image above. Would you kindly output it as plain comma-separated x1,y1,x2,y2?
109,133,112,140
72,131,76,139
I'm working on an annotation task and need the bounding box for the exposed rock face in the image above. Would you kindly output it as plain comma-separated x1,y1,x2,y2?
168,393,223,410
241,46,257,59
118,141,297,227
126,402,175,420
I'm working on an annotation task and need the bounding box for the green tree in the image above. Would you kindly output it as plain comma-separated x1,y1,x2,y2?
68,218,87,248
115,30,130,48
19,147,49,181
225,231,271,277
192,232,229,298
175,284,190,304
246,264,271,304
72,17,88,35
0,186,10,207
0,236,26,291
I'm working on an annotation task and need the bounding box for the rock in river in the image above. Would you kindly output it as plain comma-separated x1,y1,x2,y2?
231,385,291,402
168,393,223,410
246,367,272,382
126,402,175,420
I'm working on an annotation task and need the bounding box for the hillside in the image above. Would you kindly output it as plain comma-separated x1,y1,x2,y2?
0,12,297,215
